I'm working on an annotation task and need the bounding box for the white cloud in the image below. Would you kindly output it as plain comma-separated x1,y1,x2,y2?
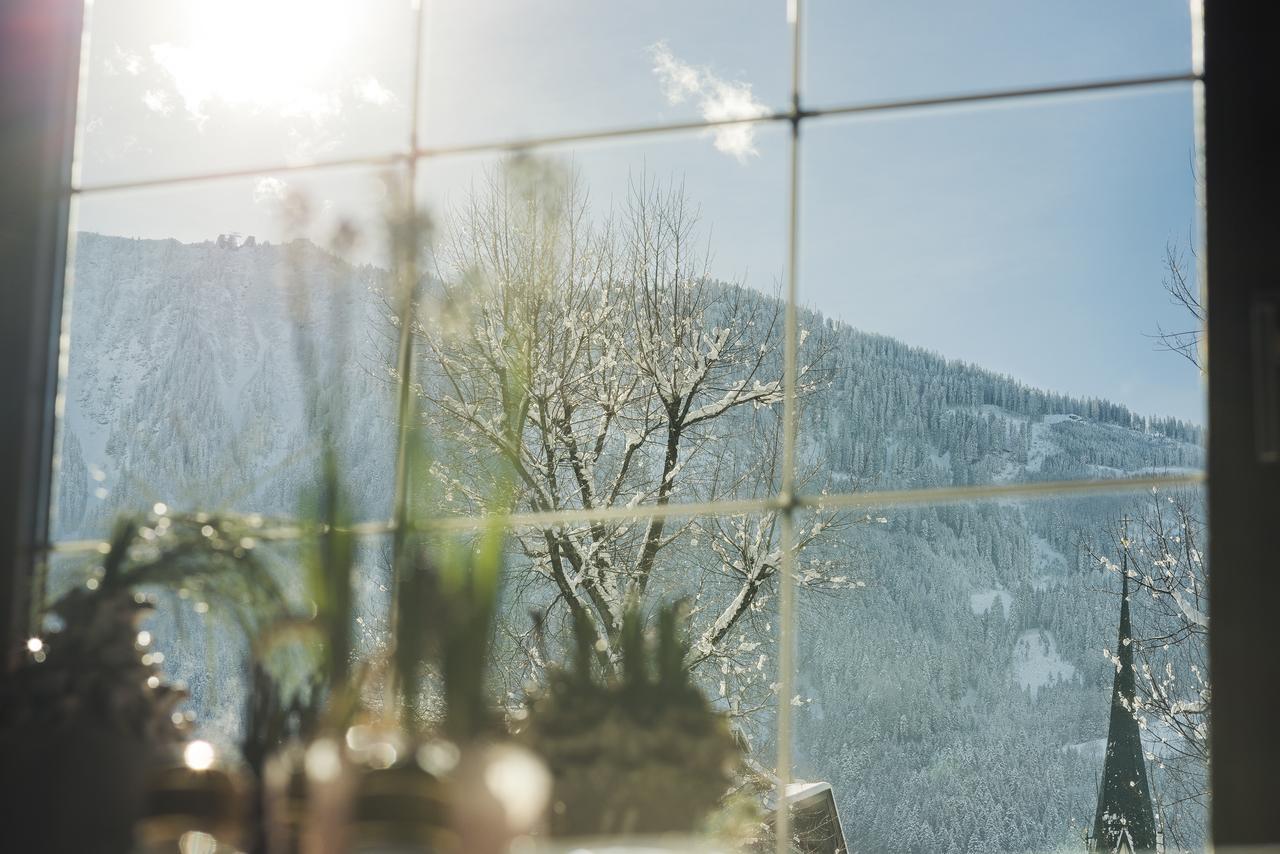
104,46,144,76
151,42,342,123
650,41,769,164
142,89,172,115
138,0,355,123
149,43,212,120
253,177,289,206
354,76,395,107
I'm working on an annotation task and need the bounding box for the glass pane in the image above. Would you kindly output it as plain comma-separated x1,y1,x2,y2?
792,489,1209,852
805,0,1195,110
413,125,788,515
797,86,1204,496
54,168,402,542
76,0,416,186
420,0,788,148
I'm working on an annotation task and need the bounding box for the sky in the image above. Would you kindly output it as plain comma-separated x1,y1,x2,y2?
72,1,1202,422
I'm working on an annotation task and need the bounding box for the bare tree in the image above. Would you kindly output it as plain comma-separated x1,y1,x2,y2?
1105,227,1209,847
1129,495,1208,754
406,158,855,717
1152,243,1204,371
1089,218,1209,849
1092,491,1208,850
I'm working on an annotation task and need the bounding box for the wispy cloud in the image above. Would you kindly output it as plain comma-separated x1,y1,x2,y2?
141,89,172,115
650,41,768,164
104,46,144,76
354,76,395,107
150,43,342,123
253,177,289,206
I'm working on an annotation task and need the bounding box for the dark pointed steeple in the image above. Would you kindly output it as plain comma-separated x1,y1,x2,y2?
1092,533,1158,852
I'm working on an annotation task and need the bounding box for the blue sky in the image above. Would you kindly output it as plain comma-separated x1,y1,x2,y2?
74,1,1201,421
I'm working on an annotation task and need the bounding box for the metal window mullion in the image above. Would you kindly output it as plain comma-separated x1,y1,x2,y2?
384,0,432,709
40,471,1205,555
774,1,805,851
66,72,1201,199
804,471,1205,512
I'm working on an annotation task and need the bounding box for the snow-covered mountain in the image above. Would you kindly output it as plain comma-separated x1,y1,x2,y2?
52,233,1206,852
56,232,398,544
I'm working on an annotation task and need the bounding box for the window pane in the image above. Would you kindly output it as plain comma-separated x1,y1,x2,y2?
797,86,1204,497
792,490,1209,852
413,125,788,515
76,0,416,186
420,1,788,148
805,0,1195,110
54,168,401,542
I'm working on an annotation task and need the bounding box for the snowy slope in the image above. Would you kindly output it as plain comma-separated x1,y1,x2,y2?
56,233,398,540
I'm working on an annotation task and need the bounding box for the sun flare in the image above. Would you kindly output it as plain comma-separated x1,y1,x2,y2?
157,0,353,118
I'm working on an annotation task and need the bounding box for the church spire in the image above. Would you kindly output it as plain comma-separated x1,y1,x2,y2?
1092,525,1158,852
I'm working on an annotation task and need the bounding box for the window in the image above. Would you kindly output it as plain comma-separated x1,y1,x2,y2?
9,0,1231,851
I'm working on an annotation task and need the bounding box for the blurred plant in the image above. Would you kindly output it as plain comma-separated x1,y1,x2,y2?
394,513,510,742
0,512,286,854
3,512,286,740
521,600,742,838
243,179,545,854
242,187,393,741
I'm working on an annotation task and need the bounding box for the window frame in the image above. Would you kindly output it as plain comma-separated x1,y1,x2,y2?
1203,1,1280,843
0,0,83,673
6,0,1274,847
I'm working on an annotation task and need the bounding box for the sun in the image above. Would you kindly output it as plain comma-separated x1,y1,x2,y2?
157,0,353,119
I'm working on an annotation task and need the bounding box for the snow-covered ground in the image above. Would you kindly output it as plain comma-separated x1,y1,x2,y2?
1026,415,1075,472
1064,720,1188,761
1064,737,1108,760
1031,534,1068,573
1012,628,1077,698
969,588,1014,616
